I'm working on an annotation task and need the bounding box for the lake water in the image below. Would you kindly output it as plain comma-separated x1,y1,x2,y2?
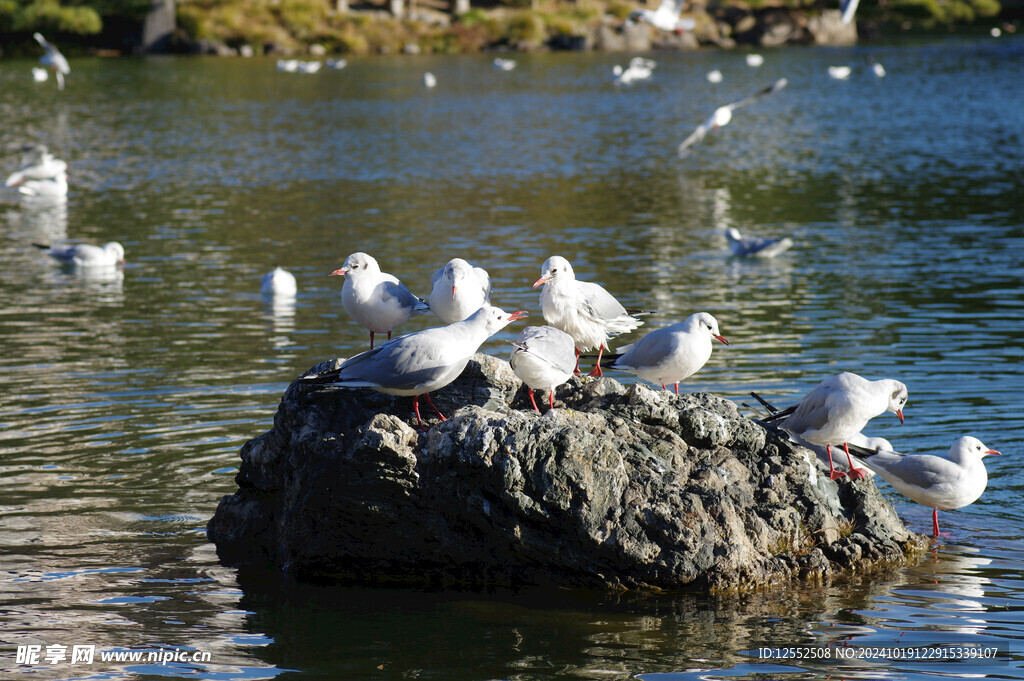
1,34,1022,680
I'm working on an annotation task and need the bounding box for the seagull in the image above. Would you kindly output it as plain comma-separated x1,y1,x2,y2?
34,33,69,90
304,306,527,429
601,312,728,393
6,144,68,198
423,72,437,88
493,58,517,71
677,78,788,158
869,57,886,77
746,53,764,67
840,0,861,24
35,241,125,269
276,59,300,72
428,258,491,324
330,252,430,349
509,326,577,412
852,436,1000,537
261,267,297,297
828,65,852,80
627,0,696,33
326,58,348,69
32,67,48,83
725,227,794,258
706,69,723,83
533,255,647,377
761,372,908,481
296,61,322,74
612,61,653,84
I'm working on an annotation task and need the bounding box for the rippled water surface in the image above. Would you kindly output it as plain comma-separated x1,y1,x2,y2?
1,35,1022,680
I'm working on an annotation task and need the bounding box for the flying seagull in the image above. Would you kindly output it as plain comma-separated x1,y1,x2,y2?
677,78,788,158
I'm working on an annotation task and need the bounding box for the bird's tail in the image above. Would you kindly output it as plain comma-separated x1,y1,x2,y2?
748,391,797,422
33,243,51,251
577,352,623,369
626,308,656,318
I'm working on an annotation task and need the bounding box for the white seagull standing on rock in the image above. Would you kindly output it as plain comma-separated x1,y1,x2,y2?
428,258,491,324
6,144,68,198
533,255,647,377
852,436,1000,537
759,372,908,482
628,0,696,33
725,227,794,258
35,241,125,269
509,326,577,412
601,312,728,393
677,78,787,158
303,305,527,429
34,33,70,90
330,252,430,349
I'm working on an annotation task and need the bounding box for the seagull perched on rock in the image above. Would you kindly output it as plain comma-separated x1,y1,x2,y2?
330,252,430,349
628,0,696,33
533,255,647,377
677,78,787,158
428,258,491,324
34,33,69,90
757,372,908,481
304,306,527,429
851,436,1000,537
6,144,67,198
601,312,728,393
725,227,794,258
509,325,577,412
35,241,125,269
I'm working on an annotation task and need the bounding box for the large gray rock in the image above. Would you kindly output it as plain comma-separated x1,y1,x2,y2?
207,354,926,591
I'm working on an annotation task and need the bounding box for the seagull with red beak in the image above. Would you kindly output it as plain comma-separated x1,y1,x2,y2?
533,255,646,377
330,252,429,349
428,258,491,324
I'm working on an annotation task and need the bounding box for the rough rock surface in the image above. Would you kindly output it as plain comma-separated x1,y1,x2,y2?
207,354,926,592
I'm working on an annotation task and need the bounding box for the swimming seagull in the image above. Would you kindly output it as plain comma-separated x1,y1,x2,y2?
423,72,437,88
34,33,69,90
35,241,125,269
6,144,68,198
304,305,527,429
493,58,517,71
869,57,886,77
509,326,577,412
612,60,654,84
828,65,852,80
628,0,696,33
706,69,723,83
428,258,491,324
601,312,728,393
330,252,430,349
746,53,764,67
677,77,788,158
261,267,298,297
725,227,794,258
533,255,647,377
851,436,1000,537
758,372,909,481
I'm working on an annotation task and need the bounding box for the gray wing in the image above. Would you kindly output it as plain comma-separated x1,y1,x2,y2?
614,326,676,370
516,326,577,375
577,280,629,322
677,119,712,158
727,77,788,112
381,280,429,313
332,332,449,392
781,385,835,435
859,452,958,490
429,265,446,288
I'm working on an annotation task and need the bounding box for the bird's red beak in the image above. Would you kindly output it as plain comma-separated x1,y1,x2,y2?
896,409,904,424
508,310,529,322
986,449,1001,456
451,285,457,300
714,334,729,346
329,267,347,276
532,275,550,289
